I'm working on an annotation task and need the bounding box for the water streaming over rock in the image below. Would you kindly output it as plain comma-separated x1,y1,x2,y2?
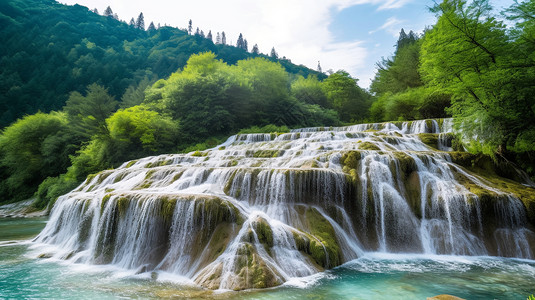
34,118,535,290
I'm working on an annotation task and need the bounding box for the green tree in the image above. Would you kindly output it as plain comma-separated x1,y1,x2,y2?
0,112,76,203
64,83,118,138
420,0,535,157
136,12,145,30
322,70,371,122
291,75,328,107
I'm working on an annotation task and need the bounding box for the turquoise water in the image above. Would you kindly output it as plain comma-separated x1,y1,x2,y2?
1,218,534,299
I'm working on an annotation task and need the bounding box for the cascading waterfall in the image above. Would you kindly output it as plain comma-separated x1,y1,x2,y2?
33,118,535,290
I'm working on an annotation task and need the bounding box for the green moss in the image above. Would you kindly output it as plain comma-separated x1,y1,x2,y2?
358,141,381,151
113,172,127,183
230,160,238,167
304,208,341,268
125,160,138,168
253,218,274,249
159,196,177,224
219,146,226,150
345,132,353,138
341,151,361,170
101,194,112,214
145,169,156,180
117,196,131,217
418,133,439,149
391,151,417,176
192,151,209,157
250,150,281,158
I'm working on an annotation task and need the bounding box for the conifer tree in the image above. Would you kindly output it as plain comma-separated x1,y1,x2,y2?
207,30,213,41
92,8,98,14
221,31,226,45
317,61,322,73
129,18,135,27
195,27,200,36
236,33,245,49
148,21,156,32
136,12,145,30
216,32,221,44
270,47,278,58
104,6,113,17
244,39,248,52
188,19,193,35
252,44,259,54
200,30,205,38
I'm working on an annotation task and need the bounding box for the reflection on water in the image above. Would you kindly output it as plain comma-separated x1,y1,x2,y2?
1,218,534,299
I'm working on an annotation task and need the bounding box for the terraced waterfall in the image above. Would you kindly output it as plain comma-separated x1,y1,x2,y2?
34,119,535,290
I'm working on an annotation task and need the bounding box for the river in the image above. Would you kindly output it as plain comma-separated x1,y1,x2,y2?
1,218,534,299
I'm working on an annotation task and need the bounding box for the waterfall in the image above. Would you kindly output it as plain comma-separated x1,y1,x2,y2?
33,118,535,290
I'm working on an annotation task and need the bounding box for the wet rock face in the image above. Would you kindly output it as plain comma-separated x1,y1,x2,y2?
34,118,535,290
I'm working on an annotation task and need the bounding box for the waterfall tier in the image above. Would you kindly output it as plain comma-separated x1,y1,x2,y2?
35,118,535,290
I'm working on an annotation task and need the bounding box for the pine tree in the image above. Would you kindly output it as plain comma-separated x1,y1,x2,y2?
135,12,145,30
252,44,259,55
129,18,135,27
195,27,200,36
188,19,193,35
113,13,119,20
148,21,156,32
317,61,322,73
92,8,98,14
236,33,245,49
207,30,213,41
104,6,113,17
216,32,221,44
270,47,278,58
221,32,226,45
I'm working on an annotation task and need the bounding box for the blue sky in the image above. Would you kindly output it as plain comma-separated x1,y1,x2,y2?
59,0,514,88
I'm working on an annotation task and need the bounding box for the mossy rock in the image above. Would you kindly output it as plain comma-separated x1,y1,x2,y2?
252,217,274,249
418,133,439,149
391,151,417,177
341,151,361,170
358,141,380,151
303,207,341,268
125,160,138,168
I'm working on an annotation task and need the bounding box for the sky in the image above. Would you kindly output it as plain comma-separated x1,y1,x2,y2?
59,0,514,88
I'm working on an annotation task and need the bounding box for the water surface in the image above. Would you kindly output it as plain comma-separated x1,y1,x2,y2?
1,218,534,299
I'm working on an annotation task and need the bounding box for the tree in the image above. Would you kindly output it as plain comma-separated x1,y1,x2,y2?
221,31,226,45
420,0,535,157
244,39,248,52
236,33,246,50
270,47,278,58
136,12,145,30
216,32,221,44
195,27,200,36
129,18,135,27
104,6,113,17
252,44,259,55
188,19,193,35
64,83,118,137
317,61,322,73
148,22,156,32
200,30,205,38
207,30,213,41
92,8,98,14
0,112,77,203
322,70,371,122
292,75,328,107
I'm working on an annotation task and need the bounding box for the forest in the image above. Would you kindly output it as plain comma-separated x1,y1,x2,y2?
0,0,534,209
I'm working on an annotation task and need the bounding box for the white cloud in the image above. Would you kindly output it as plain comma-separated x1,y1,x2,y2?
369,17,405,37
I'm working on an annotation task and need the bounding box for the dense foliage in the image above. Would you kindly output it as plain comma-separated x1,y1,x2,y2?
0,0,323,128
0,50,369,206
370,0,535,177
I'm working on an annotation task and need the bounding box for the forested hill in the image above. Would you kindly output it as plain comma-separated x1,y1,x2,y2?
0,0,323,127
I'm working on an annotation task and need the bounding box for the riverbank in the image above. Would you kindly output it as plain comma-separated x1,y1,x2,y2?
0,199,47,218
